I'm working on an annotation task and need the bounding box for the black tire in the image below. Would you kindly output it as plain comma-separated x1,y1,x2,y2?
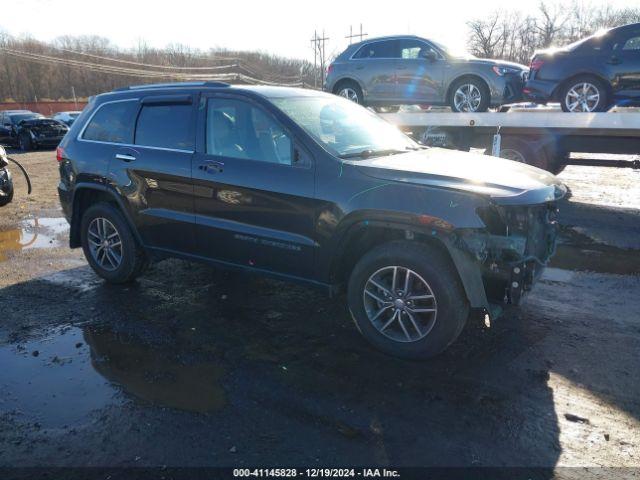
80,202,148,283
333,80,364,105
0,184,13,206
18,133,32,152
559,75,610,113
498,137,553,172
449,77,490,113
347,241,469,359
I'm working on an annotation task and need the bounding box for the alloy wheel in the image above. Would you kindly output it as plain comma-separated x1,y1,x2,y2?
565,83,600,112
363,266,438,343
87,217,123,271
453,84,482,112
338,87,360,103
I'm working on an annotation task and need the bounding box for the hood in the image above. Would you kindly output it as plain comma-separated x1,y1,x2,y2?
352,148,567,205
453,57,527,70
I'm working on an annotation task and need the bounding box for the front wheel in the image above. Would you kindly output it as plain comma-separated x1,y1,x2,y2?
347,241,469,359
450,78,490,112
560,76,610,112
18,133,32,152
80,202,148,283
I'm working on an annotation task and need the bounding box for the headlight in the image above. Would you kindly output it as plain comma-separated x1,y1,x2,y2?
492,65,522,76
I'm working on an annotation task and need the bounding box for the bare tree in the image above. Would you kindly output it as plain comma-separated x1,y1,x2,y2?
467,1,640,63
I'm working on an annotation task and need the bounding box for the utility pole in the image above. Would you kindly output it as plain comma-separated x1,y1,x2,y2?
71,86,78,110
346,24,368,44
310,30,329,88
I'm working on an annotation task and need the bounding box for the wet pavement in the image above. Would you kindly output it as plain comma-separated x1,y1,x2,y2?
0,154,639,470
0,217,67,262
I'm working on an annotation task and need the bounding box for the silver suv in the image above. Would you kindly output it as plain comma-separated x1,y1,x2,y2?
325,36,528,112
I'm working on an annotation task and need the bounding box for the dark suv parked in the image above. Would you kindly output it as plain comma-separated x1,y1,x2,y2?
58,82,565,359
524,23,640,112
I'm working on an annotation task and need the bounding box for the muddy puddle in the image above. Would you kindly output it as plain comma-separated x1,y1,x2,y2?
0,217,68,261
0,325,226,428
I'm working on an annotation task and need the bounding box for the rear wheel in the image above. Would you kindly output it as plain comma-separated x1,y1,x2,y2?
347,241,469,359
560,76,610,112
81,202,148,283
334,80,364,104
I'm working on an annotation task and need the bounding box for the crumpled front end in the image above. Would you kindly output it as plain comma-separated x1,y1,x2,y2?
458,202,560,306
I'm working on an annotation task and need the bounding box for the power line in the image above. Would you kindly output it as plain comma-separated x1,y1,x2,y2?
346,24,368,44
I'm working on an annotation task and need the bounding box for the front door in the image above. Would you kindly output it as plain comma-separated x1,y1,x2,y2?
611,29,640,99
395,39,446,103
192,95,316,279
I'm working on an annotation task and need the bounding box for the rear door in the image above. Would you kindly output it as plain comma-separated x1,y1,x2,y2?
83,95,196,255
396,39,446,103
352,40,400,102
191,94,316,279
123,94,196,254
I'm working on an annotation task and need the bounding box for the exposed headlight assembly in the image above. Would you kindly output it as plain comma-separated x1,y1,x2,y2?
492,65,522,76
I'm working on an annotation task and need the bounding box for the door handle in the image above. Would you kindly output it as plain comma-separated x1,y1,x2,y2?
115,153,136,162
199,160,224,173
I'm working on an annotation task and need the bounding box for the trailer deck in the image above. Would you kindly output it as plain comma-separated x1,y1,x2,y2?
379,110,640,172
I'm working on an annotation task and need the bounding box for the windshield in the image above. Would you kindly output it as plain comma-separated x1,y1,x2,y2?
271,95,418,158
564,28,611,51
9,113,43,124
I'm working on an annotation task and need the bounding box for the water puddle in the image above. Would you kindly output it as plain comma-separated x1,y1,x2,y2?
0,217,68,261
0,325,226,428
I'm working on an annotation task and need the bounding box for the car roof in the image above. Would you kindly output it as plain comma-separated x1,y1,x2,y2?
98,82,332,102
349,34,427,48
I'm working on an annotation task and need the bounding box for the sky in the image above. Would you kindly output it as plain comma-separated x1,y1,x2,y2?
3,0,639,62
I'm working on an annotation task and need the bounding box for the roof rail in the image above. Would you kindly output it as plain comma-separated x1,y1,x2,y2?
113,81,230,92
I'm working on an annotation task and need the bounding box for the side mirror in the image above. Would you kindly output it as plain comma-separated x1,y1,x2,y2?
421,50,438,62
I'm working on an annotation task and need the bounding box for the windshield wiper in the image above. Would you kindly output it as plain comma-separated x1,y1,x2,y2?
338,148,413,159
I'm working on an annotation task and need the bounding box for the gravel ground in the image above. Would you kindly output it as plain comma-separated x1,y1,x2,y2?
0,149,638,475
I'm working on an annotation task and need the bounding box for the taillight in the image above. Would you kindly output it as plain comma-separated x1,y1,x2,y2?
56,146,65,163
326,64,334,75
530,58,544,71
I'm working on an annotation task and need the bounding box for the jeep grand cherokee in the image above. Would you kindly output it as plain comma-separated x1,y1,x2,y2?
57,81,566,359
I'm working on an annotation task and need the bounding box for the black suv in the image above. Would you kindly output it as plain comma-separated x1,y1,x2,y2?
58,81,566,359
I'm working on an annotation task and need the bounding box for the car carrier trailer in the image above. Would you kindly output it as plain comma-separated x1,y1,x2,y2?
379,110,640,174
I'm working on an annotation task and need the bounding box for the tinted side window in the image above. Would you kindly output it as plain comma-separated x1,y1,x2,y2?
135,104,194,150
206,98,292,165
82,101,137,144
353,40,398,59
399,39,440,59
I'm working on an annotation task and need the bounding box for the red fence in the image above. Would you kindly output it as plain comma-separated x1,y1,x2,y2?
0,101,88,115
